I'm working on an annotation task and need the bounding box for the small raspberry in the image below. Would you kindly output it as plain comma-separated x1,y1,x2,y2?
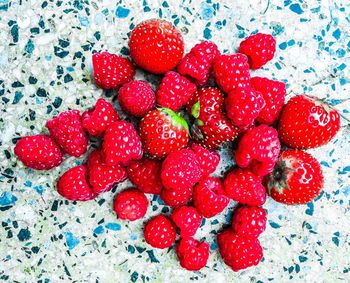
144,215,177,249
171,206,202,237
190,143,220,176
160,186,193,207
176,238,209,271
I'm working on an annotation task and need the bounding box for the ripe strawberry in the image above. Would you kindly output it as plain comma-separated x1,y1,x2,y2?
46,110,88,157
212,54,250,94
157,71,197,112
57,165,96,201
190,143,220,176
87,149,127,194
217,229,263,272
102,121,142,166
118,80,156,117
223,168,266,206
92,51,135,89
235,125,280,176
161,148,202,190
265,149,324,204
251,77,286,125
160,186,193,207
193,177,229,218
239,33,276,69
14,134,63,170
129,19,184,74
139,108,189,159
177,41,220,86
127,158,163,194
278,95,340,148
171,206,202,237
144,215,177,249
231,206,267,239
225,86,265,128
113,188,148,221
82,98,120,137
176,238,209,271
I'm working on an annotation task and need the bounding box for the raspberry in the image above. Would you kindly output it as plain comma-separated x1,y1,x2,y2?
190,143,220,176
176,238,209,271
171,206,202,237
160,186,193,207
144,215,177,249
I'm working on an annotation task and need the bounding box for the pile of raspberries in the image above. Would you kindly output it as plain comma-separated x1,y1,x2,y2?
14,19,340,272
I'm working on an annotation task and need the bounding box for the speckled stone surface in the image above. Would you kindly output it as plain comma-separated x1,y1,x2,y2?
1,0,350,282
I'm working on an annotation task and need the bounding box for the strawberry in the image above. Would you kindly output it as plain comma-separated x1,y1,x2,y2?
161,148,202,190
127,158,163,194
265,149,324,204
171,206,202,238
129,19,184,74
190,143,220,176
144,215,177,249
57,165,96,201
217,228,263,272
113,188,148,221
139,108,189,159
278,95,340,148
46,110,88,157
225,86,265,128
92,51,135,90
231,206,267,239
118,80,156,117
102,121,142,166
87,149,127,194
193,177,229,218
239,33,276,69
177,41,220,86
212,54,250,94
251,77,286,125
160,186,193,207
176,238,209,271
223,168,266,206
82,98,120,137
14,134,63,170
157,71,197,112
188,88,238,149
235,125,280,176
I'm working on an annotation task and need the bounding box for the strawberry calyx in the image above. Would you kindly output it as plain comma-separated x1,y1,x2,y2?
266,159,294,194
160,107,189,133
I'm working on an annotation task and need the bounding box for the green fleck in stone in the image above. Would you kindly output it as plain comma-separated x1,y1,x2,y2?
12,91,23,104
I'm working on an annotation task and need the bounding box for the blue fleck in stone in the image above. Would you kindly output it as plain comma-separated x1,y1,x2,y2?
130,233,138,240
12,91,23,104
269,220,282,228
146,250,159,262
78,15,90,27
130,271,138,282
279,42,287,50
33,185,45,195
210,242,218,250
64,232,80,250
320,161,330,168
336,49,345,58
0,0,9,11
332,28,341,40
332,233,340,246
94,13,104,25
17,228,31,241
275,62,282,70
289,3,304,14
10,23,19,43
24,180,32,187
200,2,214,20
36,96,43,105
339,78,347,86
343,187,350,196
116,6,130,18
299,255,307,262
45,55,52,61
162,1,169,8
105,222,121,231
24,39,35,55
0,192,17,207
203,27,212,39
93,225,105,235
287,39,295,46
305,202,314,216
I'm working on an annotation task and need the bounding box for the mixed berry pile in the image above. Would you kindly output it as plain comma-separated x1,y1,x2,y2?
14,19,341,272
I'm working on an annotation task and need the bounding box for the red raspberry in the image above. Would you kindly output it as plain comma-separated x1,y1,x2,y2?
190,143,220,176
176,238,209,271
46,110,88,157
235,125,280,176
118,80,156,117
102,121,142,166
129,19,184,74
193,177,229,218
171,206,202,237
217,229,263,272
127,158,163,194
239,33,276,69
232,206,267,239
14,134,63,170
92,51,135,89
87,149,127,194
113,188,148,221
82,98,120,137
225,86,265,128
144,215,177,249
157,71,197,112
160,186,193,207
223,168,266,206
161,148,202,190
251,77,286,125
57,165,96,201
177,41,220,86
212,54,250,93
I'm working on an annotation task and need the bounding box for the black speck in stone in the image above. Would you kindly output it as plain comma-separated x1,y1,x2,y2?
38,17,45,29
105,89,115,98
58,38,70,48
120,47,130,56
28,76,38,84
64,74,73,83
81,76,88,83
161,206,169,214
130,271,138,283
29,109,36,121
51,200,59,211
58,234,63,240
10,23,19,43
8,20,16,26
94,31,101,40
30,125,35,130
58,222,67,229
56,65,63,78
57,0,63,6
4,168,14,177
135,246,146,253
73,51,82,59
31,246,40,253
75,98,80,105
2,97,9,103
97,199,105,206
41,1,48,8
4,150,11,159
36,88,48,97
81,44,91,51
30,27,40,34
12,81,24,88
17,228,31,241
97,218,105,225
12,91,23,104
54,46,69,58
7,230,13,238
53,97,62,108
73,0,84,10
2,221,8,227
47,105,53,114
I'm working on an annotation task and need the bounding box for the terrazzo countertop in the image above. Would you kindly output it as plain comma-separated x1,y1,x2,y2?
1,0,350,282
